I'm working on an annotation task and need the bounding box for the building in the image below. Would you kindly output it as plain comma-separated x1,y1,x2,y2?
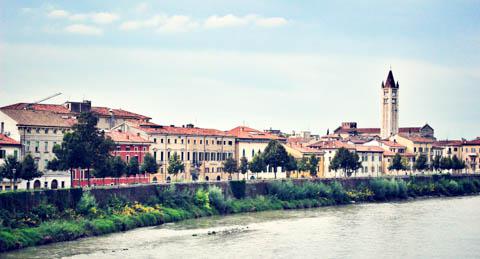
436,140,463,159
284,143,324,178
1,101,151,130
0,109,75,170
364,139,415,174
392,134,436,164
333,122,434,140
228,126,287,179
381,70,400,139
116,121,235,182
0,133,21,165
462,138,480,173
106,130,152,165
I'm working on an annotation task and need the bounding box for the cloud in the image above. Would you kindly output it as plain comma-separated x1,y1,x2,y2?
255,17,288,27
135,3,149,14
204,14,252,29
47,9,70,18
157,15,198,33
65,24,102,35
91,12,119,24
120,15,198,33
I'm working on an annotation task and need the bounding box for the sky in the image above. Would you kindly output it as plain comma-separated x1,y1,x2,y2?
0,1,479,139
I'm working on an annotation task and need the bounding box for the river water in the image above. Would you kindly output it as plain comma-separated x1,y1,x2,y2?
4,196,480,259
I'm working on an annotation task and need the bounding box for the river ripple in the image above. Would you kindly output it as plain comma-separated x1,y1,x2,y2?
4,196,480,259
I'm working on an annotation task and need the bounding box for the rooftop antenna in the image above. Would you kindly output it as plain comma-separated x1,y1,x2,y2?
26,92,62,110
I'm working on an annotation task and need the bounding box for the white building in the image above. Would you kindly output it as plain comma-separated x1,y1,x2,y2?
0,133,21,165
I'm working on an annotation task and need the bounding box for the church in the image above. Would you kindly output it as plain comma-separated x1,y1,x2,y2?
333,70,435,140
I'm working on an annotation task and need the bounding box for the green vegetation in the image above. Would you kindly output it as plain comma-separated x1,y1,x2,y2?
1,176,480,252
329,147,362,177
0,155,41,188
167,153,185,180
263,140,289,179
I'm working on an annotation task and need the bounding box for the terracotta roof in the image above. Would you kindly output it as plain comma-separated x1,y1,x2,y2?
380,140,405,148
398,134,435,143
436,140,463,147
1,103,71,114
0,109,76,127
287,137,306,144
285,143,324,154
463,139,480,146
106,131,152,144
355,145,385,153
0,134,21,146
91,107,151,120
334,126,422,135
130,121,232,137
228,126,285,141
308,140,355,150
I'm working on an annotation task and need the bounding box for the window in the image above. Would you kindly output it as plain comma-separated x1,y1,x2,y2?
154,151,157,160
27,128,31,133
36,129,40,134
187,152,190,161
181,139,184,144
188,139,190,144
414,147,417,152
126,146,131,151
44,182,48,188
252,150,255,157
44,141,49,152
0,150,5,159
242,149,246,157
143,147,146,151
223,141,226,145
174,139,177,144
181,152,184,160
13,150,18,158
194,140,197,144
35,141,40,153
154,138,157,143
134,147,138,151
45,129,49,134
126,156,130,162
211,152,215,161
167,152,171,159
161,139,164,144
228,141,233,145
200,140,203,144
168,139,170,144
160,152,164,161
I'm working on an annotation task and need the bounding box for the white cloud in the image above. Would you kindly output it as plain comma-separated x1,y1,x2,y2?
157,16,199,33
91,12,119,24
47,9,70,18
65,24,102,35
119,15,163,31
204,14,252,29
255,17,288,27
69,13,88,21
135,3,149,13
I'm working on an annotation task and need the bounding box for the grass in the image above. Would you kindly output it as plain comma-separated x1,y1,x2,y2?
1,176,480,253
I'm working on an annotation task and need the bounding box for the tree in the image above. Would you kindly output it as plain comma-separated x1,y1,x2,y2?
93,157,113,185
388,153,406,173
297,157,309,178
329,147,361,177
111,156,127,185
52,112,114,187
440,156,452,172
223,157,237,180
285,154,297,178
249,154,266,180
432,155,441,172
239,156,249,180
19,154,42,185
0,155,22,188
414,154,428,172
263,140,289,179
127,157,140,177
141,153,158,174
451,155,465,174
167,153,184,181
308,154,320,177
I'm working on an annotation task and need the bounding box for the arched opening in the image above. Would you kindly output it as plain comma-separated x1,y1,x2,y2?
166,176,171,183
250,175,255,180
216,175,221,181
152,176,158,183
205,176,209,181
51,179,58,189
33,180,41,189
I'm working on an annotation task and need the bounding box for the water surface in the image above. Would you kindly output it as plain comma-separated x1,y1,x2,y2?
5,196,480,258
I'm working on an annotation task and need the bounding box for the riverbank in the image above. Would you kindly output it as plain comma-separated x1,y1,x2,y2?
1,175,480,252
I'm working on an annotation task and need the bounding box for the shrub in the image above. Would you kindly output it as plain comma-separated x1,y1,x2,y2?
32,202,58,222
230,180,246,199
194,188,210,210
330,181,349,203
76,192,98,217
85,219,116,236
445,180,460,195
208,186,227,213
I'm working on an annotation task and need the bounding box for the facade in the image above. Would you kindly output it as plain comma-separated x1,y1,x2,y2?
381,70,400,139
0,109,75,171
392,134,435,164
437,140,463,159
284,143,324,178
364,139,415,173
0,133,21,165
228,126,287,179
116,121,235,182
333,122,434,140
462,138,480,173
106,131,152,165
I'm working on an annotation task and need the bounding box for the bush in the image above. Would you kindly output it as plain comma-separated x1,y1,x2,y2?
230,180,246,199
194,188,210,210
208,186,227,213
85,219,116,236
32,202,58,222
330,181,349,203
76,192,98,217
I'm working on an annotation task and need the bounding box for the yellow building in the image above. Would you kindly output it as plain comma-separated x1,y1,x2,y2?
284,143,324,178
392,134,435,164
461,138,480,173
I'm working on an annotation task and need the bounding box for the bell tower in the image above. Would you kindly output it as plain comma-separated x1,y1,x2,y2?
381,70,399,139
